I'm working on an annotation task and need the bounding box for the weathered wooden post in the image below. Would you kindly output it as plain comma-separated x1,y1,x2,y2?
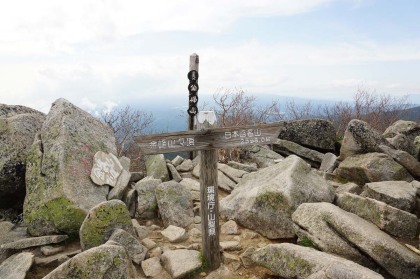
188,53,199,159
197,111,220,269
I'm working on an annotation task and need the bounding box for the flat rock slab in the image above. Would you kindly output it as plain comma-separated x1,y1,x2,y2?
90,151,123,187
161,225,188,243
0,252,34,279
218,163,248,183
292,202,420,279
161,249,202,279
34,249,81,266
364,181,417,212
43,244,134,279
252,243,383,279
273,139,325,163
243,145,284,168
337,192,418,239
1,235,68,250
227,161,257,172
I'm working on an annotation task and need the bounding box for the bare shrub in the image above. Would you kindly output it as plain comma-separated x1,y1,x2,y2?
321,88,411,137
102,105,154,171
212,88,284,162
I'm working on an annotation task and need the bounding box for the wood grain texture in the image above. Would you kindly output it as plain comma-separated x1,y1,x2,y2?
198,111,221,270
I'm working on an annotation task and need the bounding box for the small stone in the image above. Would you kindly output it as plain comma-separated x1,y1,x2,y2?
150,224,161,231
172,156,184,167
220,241,241,251
242,231,259,239
221,220,240,235
180,178,200,191
141,257,163,277
142,238,157,250
193,216,201,224
188,243,200,250
319,152,338,173
227,161,258,172
240,247,256,268
40,245,65,256
176,159,194,172
233,236,241,242
189,228,202,238
148,247,162,258
161,249,202,279
132,219,149,240
161,225,188,243
129,172,144,183
191,191,200,201
223,252,240,264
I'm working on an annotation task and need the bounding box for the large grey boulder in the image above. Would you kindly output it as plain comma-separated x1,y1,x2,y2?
220,155,335,239
79,200,135,251
155,181,194,228
0,104,45,210
335,153,413,185
363,181,417,212
161,249,202,279
134,177,162,219
383,120,420,156
0,252,34,279
336,192,418,239
252,243,383,279
43,243,135,279
23,99,116,236
278,119,336,152
292,202,420,279
339,119,390,160
145,154,170,181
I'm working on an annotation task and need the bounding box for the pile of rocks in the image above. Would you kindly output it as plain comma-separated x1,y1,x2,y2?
0,98,419,279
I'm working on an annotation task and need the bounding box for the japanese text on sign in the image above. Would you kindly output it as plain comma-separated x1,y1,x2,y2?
223,128,272,144
149,137,195,150
207,186,216,236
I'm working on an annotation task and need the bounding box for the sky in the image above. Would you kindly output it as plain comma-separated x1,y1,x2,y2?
1,0,420,115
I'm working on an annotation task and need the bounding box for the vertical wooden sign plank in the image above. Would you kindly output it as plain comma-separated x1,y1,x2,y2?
197,111,221,270
188,53,199,159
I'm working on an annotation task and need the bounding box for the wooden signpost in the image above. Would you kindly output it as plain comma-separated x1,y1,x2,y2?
133,53,284,270
135,112,283,270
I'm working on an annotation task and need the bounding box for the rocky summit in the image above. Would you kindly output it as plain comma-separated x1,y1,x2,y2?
0,99,419,279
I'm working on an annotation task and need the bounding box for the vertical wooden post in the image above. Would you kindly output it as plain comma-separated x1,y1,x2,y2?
197,111,221,270
189,53,199,159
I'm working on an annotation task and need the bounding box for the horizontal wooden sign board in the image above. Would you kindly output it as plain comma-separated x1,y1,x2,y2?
135,122,284,155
